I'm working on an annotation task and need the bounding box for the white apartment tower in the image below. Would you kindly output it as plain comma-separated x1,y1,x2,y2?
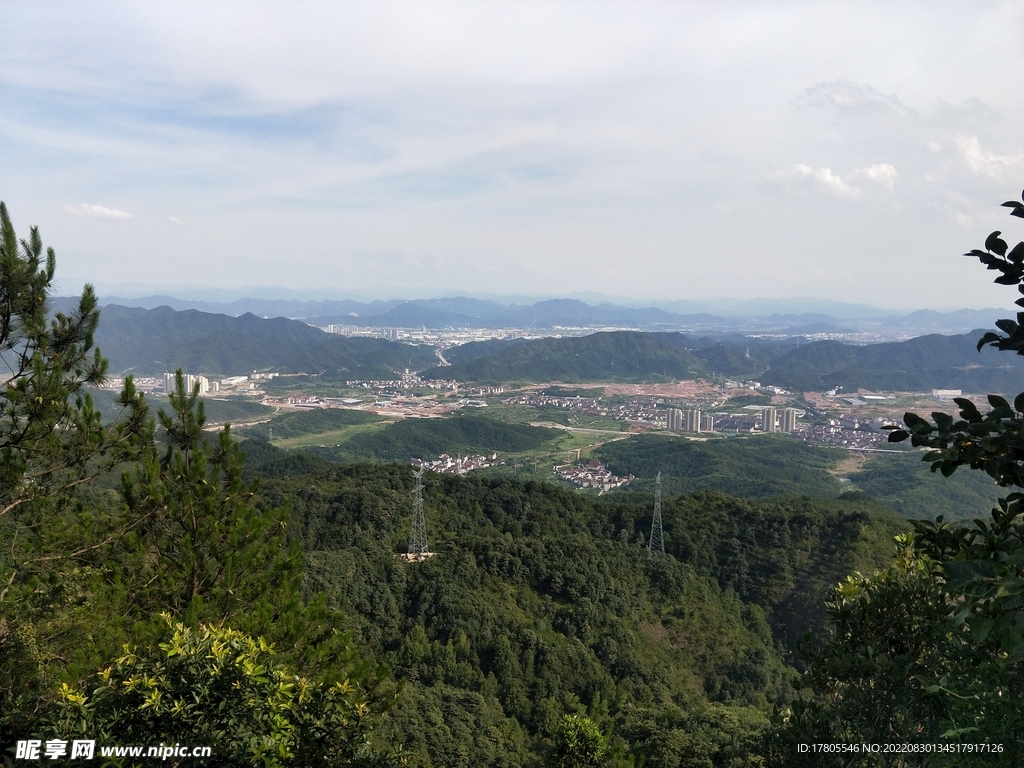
761,406,777,433
780,407,798,433
666,408,684,431
684,408,702,433
164,372,209,396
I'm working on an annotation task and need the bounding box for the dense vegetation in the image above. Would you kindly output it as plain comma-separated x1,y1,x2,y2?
281,336,438,380
768,193,1024,766
95,304,328,375
594,434,1009,523
86,387,274,427
306,414,559,463
8,196,1024,766
595,434,846,499
424,332,712,384
849,451,1004,522
763,331,1024,394
94,303,437,378
428,327,1024,392
248,457,905,766
0,206,398,765
242,407,385,441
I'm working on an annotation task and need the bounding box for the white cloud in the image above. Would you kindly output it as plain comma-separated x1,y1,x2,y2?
65,203,133,220
799,81,911,118
168,215,182,225
930,98,1001,127
3,2,1021,307
954,135,1023,181
850,163,897,191
768,163,896,201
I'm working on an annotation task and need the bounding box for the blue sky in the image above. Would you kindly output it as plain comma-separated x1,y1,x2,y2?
2,1,1023,308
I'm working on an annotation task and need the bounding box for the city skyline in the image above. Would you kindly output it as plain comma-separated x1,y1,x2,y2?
2,2,1023,309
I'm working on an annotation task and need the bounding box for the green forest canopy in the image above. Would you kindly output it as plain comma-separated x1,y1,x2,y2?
251,458,906,766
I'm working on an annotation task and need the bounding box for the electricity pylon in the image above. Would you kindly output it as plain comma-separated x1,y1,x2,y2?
648,472,664,559
408,469,429,560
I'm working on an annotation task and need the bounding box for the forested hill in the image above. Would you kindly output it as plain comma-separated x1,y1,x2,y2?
763,330,1024,393
423,331,719,383
303,414,559,463
248,457,906,766
595,434,845,499
94,304,436,377
432,328,1024,390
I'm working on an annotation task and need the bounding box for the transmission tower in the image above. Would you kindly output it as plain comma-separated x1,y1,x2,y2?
648,472,664,559
408,469,430,560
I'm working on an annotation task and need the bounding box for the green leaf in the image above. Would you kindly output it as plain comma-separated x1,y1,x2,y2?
986,231,1008,256
968,616,994,642
987,394,1010,410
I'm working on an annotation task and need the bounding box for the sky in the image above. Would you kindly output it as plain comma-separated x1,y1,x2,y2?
2,1,1023,310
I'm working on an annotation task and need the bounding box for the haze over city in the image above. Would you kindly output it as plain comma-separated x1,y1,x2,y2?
2,1,1022,309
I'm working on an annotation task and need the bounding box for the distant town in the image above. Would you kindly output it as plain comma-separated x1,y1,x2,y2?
95,357,969,492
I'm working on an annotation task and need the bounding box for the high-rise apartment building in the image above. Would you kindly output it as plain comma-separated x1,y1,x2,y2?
666,408,683,431
761,406,777,433
164,372,209,396
684,408,702,433
780,407,798,433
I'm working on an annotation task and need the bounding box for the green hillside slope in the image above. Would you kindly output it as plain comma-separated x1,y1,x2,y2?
424,331,709,384
307,414,559,462
848,451,1005,521
280,336,438,379
94,304,437,378
764,331,1024,393
241,408,385,441
84,388,272,426
249,461,904,766
595,434,846,499
96,304,328,374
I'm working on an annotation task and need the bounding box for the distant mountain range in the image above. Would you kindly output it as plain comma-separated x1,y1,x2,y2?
91,293,1007,337
429,330,1024,392
84,302,1024,393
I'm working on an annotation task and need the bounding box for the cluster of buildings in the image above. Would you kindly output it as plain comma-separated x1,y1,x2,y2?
319,324,400,341
278,394,323,407
556,460,634,491
763,406,799,433
163,372,215,395
799,417,897,450
666,408,715,433
412,453,502,474
664,406,799,434
460,385,506,396
345,370,458,391
502,393,602,412
103,371,276,396
499,393,663,425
